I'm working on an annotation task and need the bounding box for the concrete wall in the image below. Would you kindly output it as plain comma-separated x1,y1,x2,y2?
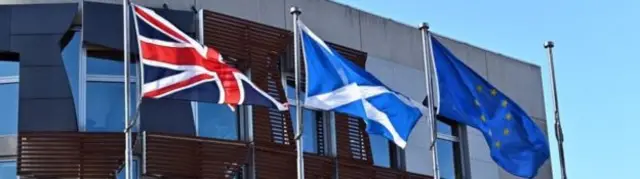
0,0,552,178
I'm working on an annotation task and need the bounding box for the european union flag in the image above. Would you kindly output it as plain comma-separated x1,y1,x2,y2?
298,20,425,148
430,36,550,178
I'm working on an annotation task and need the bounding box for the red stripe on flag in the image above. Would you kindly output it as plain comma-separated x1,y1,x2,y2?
139,41,231,73
134,6,189,43
144,73,214,98
140,41,203,65
219,71,240,104
206,49,240,104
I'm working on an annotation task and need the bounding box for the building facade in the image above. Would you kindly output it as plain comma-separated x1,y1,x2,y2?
0,0,552,179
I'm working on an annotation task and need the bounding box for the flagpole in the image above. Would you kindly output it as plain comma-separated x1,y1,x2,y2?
122,1,133,179
544,41,567,179
290,6,305,179
419,22,440,179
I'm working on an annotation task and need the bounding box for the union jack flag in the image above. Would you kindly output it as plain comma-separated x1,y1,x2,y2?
131,4,287,111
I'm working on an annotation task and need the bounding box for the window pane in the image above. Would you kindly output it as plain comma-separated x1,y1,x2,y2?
87,56,136,75
289,107,318,153
0,84,18,135
370,134,391,167
0,161,17,179
285,84,319,153
116,159,139,179
86,82,137,132
62,32,80,118
437,139,460,179
0,61,18,76
437,119,454,136
197,103,238,140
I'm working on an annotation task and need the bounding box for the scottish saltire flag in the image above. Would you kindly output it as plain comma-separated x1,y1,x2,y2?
298,21,425,148
430,35,550,178
131,4,287,111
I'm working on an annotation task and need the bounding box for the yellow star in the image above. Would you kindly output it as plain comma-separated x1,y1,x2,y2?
501,100,508,107
476,85,483,92
480,114,487,122
495,141,502,148
474,99,481,107
505,113,512,120
503,128,510,135
491,89,498,96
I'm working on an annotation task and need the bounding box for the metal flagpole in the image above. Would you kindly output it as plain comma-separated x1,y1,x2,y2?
122,1,133,179
290,6,305,179
544,41,568,179
419,22,440,179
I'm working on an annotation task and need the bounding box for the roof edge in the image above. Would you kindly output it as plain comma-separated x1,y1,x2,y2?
328,0,541,69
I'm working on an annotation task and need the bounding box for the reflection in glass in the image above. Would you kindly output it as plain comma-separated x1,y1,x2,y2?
198,103,238,140
0,84,18,135
285,85,319,153
62,32,80,118
437,119,454,135
86,82,137,132
370,134,391,167
0,161,16,179
289,107,318,153
87,56,137,75
0,61,18,76
437,139,459,179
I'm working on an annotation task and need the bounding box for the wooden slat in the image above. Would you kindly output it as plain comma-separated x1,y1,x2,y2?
17,132,128,179
254,148,296,179
304,154,334,179
142,132,249,179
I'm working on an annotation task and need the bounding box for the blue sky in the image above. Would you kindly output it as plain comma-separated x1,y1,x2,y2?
335,0,639,178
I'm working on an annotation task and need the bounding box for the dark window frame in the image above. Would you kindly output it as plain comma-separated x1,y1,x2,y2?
436,116,465,179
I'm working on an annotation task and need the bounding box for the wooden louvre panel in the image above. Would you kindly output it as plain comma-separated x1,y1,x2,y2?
251,54,297,178
335,115,372,162
142,132,249,178
17,132,128,179
202,9,296,178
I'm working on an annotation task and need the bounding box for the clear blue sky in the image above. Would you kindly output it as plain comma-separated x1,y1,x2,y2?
335,0,639,178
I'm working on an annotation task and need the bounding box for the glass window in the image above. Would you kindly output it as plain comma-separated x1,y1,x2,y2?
62,32,80,116
436,118,463,179
87,56,136,75
0,83,18,135
0,161,17,179
197,102,239,140
0,61,18,76
370,134,391,167
289,106,319,153
86,82,137,132
285,84,319,154
437,120,454,135
437,139,461,179
116,159,139,179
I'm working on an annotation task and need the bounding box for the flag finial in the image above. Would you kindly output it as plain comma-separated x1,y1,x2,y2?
419,22,429,30
290,6,301,15
544,41,555,48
